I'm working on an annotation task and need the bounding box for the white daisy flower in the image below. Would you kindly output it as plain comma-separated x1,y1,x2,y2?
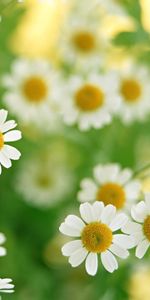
58,73,120,131
78,163,141,211
0,109,21,174
59,201,134,276
58,12,107,70
2,59,60,131
16,151,74,208
122,193,150,259
0,233,6,257
117,66,150,124
0,278,14,294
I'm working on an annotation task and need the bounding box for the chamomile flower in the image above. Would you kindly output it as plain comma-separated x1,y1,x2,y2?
59,201,134,275
58,12,107,70
117,66,150,124
0,109,21,174
2,59,60,130
0,233,6,257
78,164,141,211
16,150,74,208
0,278,14,294
123,193,150,259
58,73,120,131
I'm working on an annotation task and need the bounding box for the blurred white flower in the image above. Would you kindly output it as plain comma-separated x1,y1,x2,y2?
0,233,6,257
78,163,141,211
58,11,107,70
0,109,21,174
117,66,150,124
2,59,61,131
59,201,134,275
16,150,74,208
57,73,120,131
123,193,150,259
0,278,14,294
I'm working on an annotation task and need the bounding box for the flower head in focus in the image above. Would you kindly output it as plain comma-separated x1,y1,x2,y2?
57,73,120,131
123,193,150,259
0,109,21,174
2,59,60,131
59,201,134,275
78,164,141,211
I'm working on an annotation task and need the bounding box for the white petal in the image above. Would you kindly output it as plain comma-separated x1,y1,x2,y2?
65,215,85,231
100,205,116,225
117,169,132,184
4,130,22,142
3,145,21,160
125,181,141,200
92,201,104,221
94,164,120,184
136,239,150,258
0,151,12,168
0,233,6,244
113,234,135,249
62,240,82,256
122,221,142,234
0,247,6,256
69,247,88,267
59,223,81,237
109,244,129,259
110,213,128,231
85,253,98,276
0,110,8,125
131,201,147,223
145,193,150,214
79,203,95,223
101,250,118,273
1,120,17,133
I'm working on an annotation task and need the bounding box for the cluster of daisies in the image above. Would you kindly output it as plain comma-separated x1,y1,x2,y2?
2,59,150,132
0,2,149,132
59,163,150,276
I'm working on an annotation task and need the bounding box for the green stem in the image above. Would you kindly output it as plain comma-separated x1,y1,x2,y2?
133,162,150,178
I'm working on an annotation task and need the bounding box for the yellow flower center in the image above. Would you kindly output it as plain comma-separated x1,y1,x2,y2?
0,132,4,150
75,84,104,112
143,216,150,241
37,175,51,188
120,79,142,103
72,31,96,53
22,76,48,103
81,222,112,253
97,183,126,209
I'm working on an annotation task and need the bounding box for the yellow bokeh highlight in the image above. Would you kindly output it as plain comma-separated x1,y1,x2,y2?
10,0,70,59
141,0,150,32
129,268,150,300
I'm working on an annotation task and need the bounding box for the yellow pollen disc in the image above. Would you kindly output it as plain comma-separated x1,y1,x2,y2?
72,31,95,53
81,222,112,253
0,132,4,150
75,84,104,112
22,76,48,103
97,183,126,209
120,79,142,103
143,216,150,241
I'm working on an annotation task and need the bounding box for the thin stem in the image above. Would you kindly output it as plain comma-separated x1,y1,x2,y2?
133,162,150,178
